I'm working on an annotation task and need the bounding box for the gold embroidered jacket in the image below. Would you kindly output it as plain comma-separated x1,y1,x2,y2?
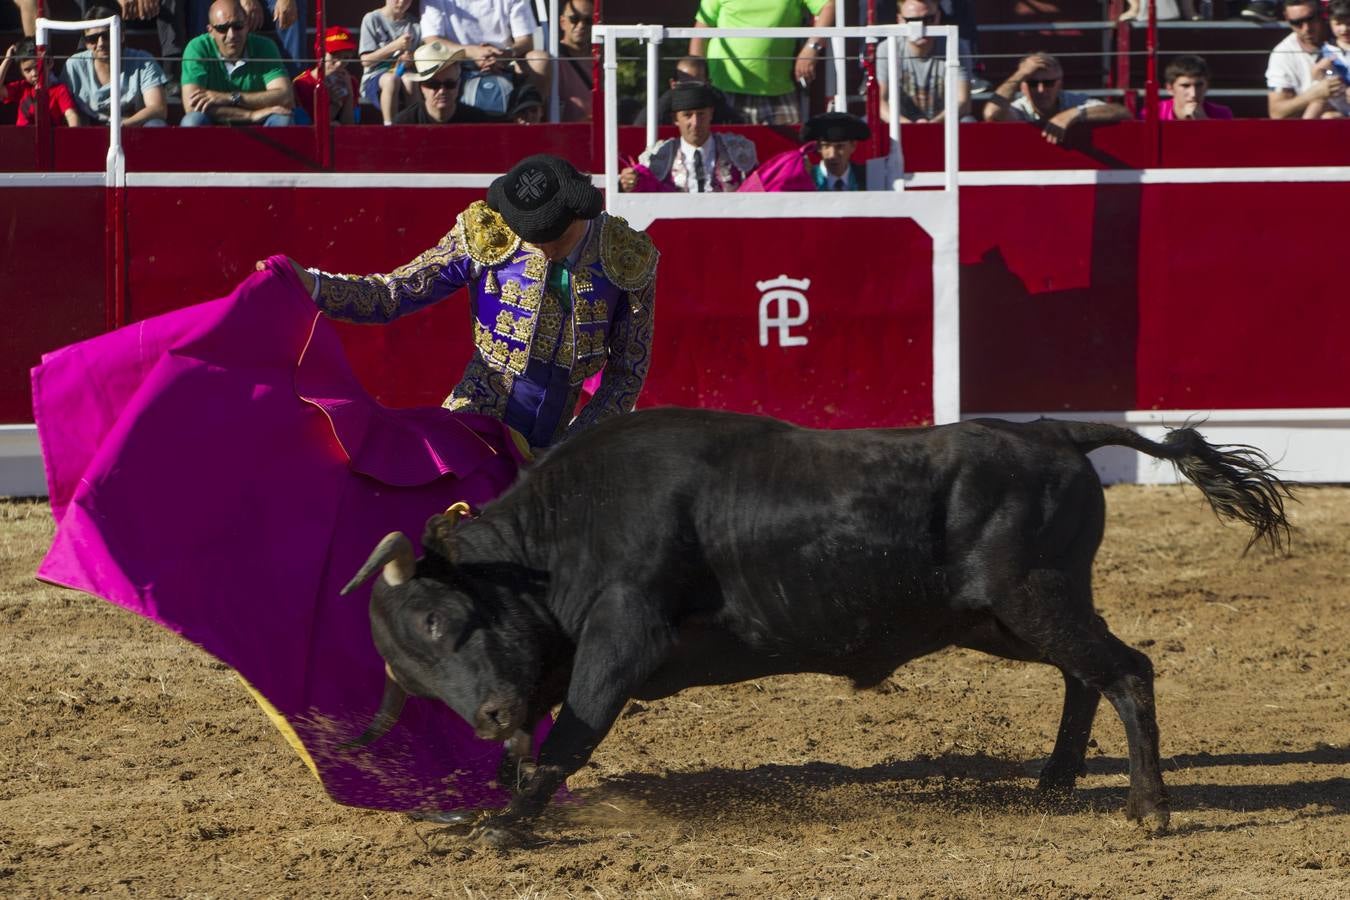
312,202,658,449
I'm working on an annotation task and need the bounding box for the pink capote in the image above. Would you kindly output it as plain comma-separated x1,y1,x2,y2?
32,257,543,812
737,146,817,193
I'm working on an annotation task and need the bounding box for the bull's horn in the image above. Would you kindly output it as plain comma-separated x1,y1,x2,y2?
341,532,415,595
338,666,407,750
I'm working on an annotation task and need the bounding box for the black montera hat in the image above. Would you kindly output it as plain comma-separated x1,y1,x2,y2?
800,112,871,143
669,81,717,112
487,154,604,243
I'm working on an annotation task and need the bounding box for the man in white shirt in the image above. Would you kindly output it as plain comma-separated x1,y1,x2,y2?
419,0,549,96
619,82,758,193
983,52,1129,145
1266,0,1342,118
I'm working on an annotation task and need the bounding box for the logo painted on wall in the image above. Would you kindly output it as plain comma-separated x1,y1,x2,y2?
757,275,811,348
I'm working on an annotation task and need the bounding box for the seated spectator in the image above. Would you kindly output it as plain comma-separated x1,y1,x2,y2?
1154,55,1232,120
983,52,1130,144
1266,0,1343,118
394,40,502,124
180,0,293,126
1312,0,1350,118
618,81,758,193
419,0,550,106
632,56,744,126
556,0,592,122
80,0,188,82
878,0,971,123
293,25,358,124
507,82,543,123
62,6,169,127
689,0,835,126
1,39,79,126
193,0,305,77
801,111,869,191
359,0,418,125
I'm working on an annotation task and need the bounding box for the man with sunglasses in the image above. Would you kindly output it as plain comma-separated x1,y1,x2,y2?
1266,0,1343,118
180,0,293,125
62,5,169,126
877,0,970,124
983,52,1129,145
394,39,503,123
555,0,592,122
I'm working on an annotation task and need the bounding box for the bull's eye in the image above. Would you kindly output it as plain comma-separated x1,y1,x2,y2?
423,610,446,641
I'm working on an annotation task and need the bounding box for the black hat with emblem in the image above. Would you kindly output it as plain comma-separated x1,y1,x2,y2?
487,154,604,243
800,112,871,143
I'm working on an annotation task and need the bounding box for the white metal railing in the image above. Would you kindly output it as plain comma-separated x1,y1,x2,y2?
37,15,124,188
592,23,964,195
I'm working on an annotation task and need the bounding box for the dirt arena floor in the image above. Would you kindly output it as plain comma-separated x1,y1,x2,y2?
1,484,1347,898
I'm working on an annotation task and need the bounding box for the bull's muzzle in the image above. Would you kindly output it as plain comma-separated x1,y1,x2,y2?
339,664,408,751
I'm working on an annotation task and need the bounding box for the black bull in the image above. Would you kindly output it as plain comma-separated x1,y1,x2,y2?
341,409,1292,831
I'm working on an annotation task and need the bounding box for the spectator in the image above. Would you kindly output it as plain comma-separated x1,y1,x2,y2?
78,0,188,82
62,6,169,127
419,0,550,104
11,0,35,36
983,52,1130,144
1155,54,1232,120
801,111,869,191
393,39,503,123
632,56,744,126
619,81,758,192
359,0,419,125
689,0,836,126
507,82,543,123
189,0,305,77
1266,0,1342,118
180,0,293,126
1,39,80,126
292,25,358,125
556,0,592,122
877,0,971,123
1312,0,1350,118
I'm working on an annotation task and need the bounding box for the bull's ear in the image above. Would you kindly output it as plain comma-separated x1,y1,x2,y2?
421,515,458,564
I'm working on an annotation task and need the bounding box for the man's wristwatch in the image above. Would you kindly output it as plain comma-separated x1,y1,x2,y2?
230,91,244,107
807,40,827,53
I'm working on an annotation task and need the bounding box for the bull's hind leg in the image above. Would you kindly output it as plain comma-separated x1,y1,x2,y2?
1038,670,1101,794
994,574,1169,831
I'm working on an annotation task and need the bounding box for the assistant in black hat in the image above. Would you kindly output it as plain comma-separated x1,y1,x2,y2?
800,112,872,144
801,113,871,191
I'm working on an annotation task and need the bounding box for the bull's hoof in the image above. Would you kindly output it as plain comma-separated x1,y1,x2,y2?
1125,795,1171,834
1036,760,1084,796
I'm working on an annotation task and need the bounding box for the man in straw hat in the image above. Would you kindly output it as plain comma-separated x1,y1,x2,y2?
271,154,659,450
619,80,757,193
395,38,502,123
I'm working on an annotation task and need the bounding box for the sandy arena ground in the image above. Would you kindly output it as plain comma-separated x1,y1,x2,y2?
1,484,1346,898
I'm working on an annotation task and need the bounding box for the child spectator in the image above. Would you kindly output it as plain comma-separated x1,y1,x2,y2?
1314,0,1350,117
293,25,358,124
62,6,170,127
1157,55,1232,120
1,39,79,126
359,0,419,125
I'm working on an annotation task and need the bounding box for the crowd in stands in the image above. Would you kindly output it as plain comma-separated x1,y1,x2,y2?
3,0,1350,131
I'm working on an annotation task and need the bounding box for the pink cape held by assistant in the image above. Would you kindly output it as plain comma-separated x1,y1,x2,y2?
31,256,545,812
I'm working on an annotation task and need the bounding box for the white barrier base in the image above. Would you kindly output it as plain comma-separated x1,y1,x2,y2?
3,409,1346,498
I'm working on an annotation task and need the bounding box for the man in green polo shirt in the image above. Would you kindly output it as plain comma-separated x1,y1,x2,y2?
180,0,294,125
689,0,835,126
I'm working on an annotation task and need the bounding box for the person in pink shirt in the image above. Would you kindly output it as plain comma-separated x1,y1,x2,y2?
1157,55,1233,120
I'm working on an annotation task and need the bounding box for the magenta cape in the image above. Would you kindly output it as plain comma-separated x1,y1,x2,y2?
33,257,539,812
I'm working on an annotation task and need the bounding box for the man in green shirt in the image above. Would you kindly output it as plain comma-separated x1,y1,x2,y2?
689,0,835,125
180,0,294,125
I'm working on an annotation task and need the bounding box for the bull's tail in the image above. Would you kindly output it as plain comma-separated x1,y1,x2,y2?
1052,420,1295,553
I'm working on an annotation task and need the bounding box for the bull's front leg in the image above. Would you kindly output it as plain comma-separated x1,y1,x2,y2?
503,594,675,820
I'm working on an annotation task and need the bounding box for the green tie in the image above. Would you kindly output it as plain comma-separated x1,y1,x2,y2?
546,260,572,315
